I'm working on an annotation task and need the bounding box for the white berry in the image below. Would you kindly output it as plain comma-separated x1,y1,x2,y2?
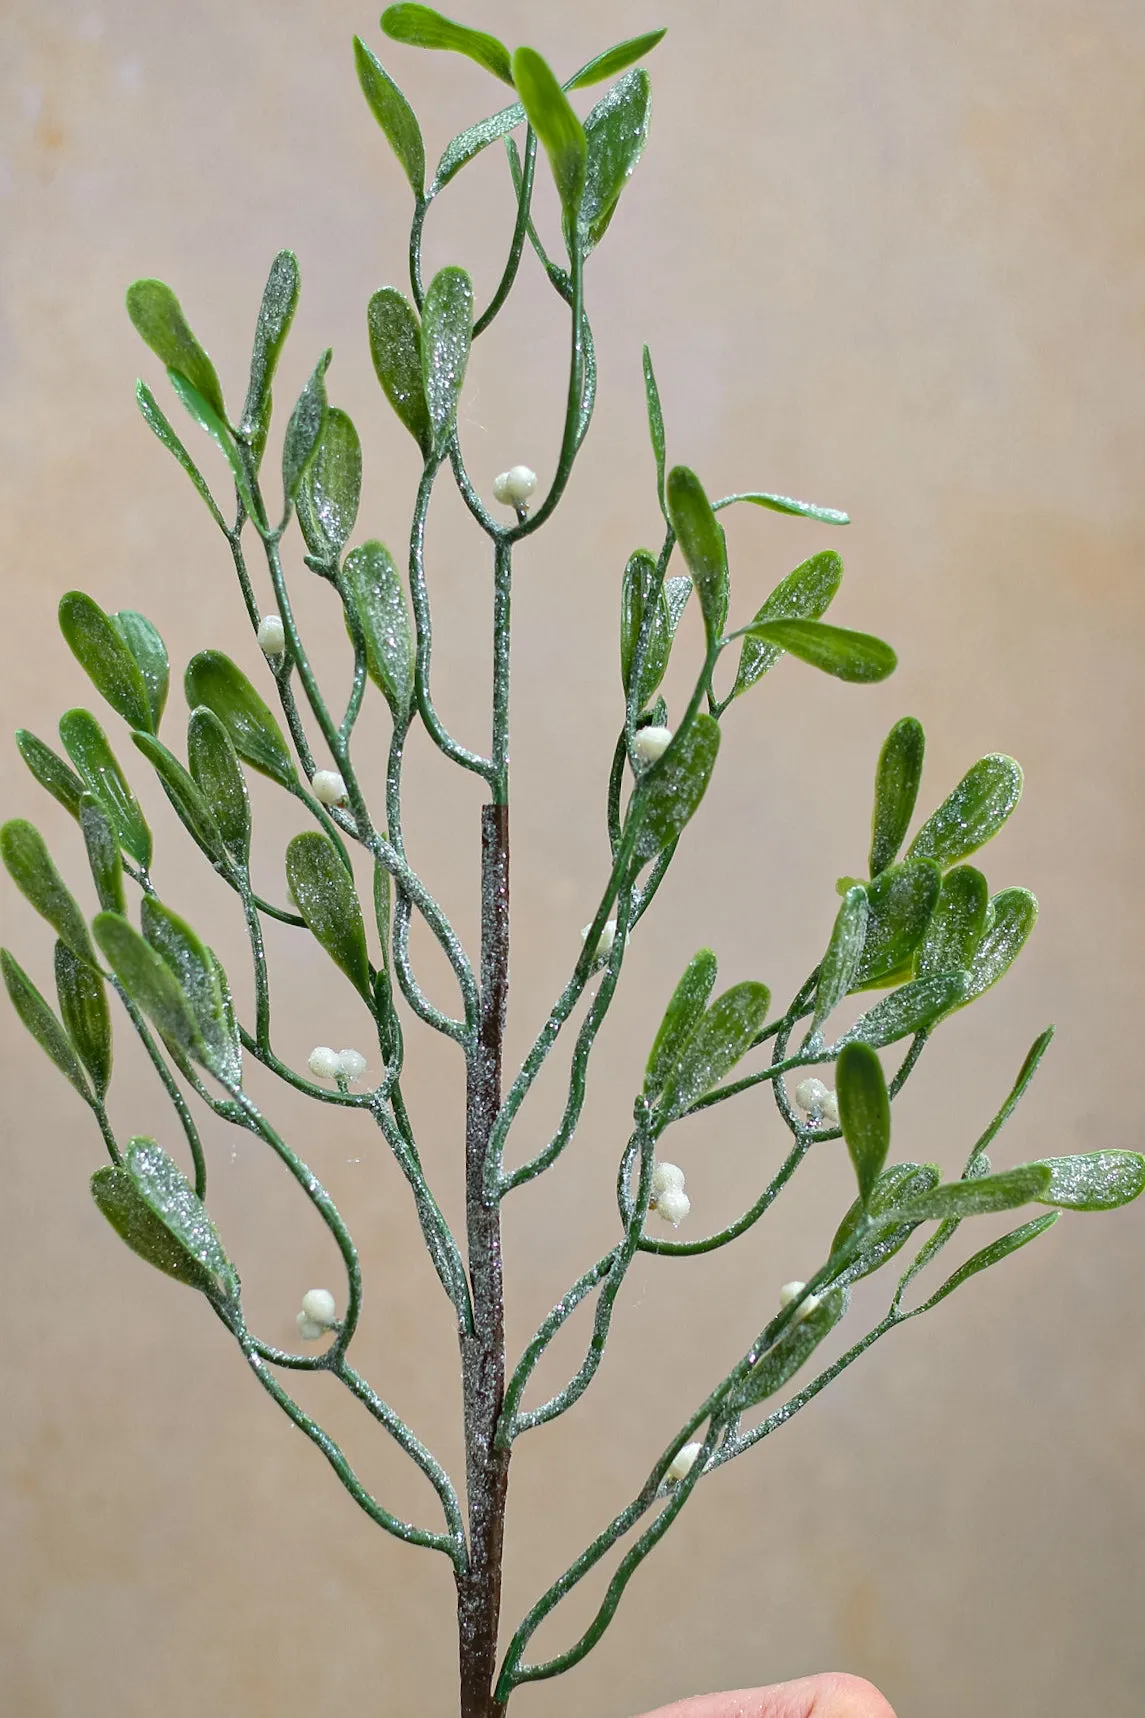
656,1187,691,1227
794,1077,830,1115
312,769,348,806
820,1089,839,1125
338,1048,367,1082
651,1161,686,1198
257,614,286,655
296,1314,326,1341
492,465,537,506
308,1046,341,1080
633,725,673,766
301,1287,337,1327
667,1441,703,1482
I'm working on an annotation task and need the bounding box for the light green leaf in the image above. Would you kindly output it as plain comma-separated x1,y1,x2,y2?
15,730,85,818
368,287,430,453
297,407,362,562
239,250,301,464
1032,1151,1145,1212
732,1286,850,1412
282,351,331,504
54,939,112,1100
655,979,770,1123
92,1138,236,1297
831,1162,940,1285
354,36,425,197
742,617,896,684
644,948,718,1100
916,865,989,981
642,346,667,519
184,652,295,788
961,888,1038,1004
421,267,473,453
433,101,526,190
0,818,95,966
125,279,225,419
381,4,514,83
131,732,227,868
166,369,260,522
286,832,372,1001
93,911,205,1062
135,382,227,530
851,858,941,989
1,947,94,1104
840,970,969,1050
666,466,728,648
58,709,153,869
141,896,240,1085
78,794,126,914
187,708,251,867
869,715,925,877
909,1213,1059,1316
342,540,414,721
58,591,154,732
580,70,651,251
620,549,672,706
891,1164,1052,1224
907,753,1023,871
512,46,586,232
566,29,668,91
811,886,868,1035
110,611,169,731
631,713,721,861
836,1041,890,1205
725,491,850,526
734,550,844,699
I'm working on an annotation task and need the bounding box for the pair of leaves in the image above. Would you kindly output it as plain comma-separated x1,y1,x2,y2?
92,1138,237,1299
1,943,110,1107
646,951,770,1125
133,708,252,874
184,652,295,789
619,549,689,708
59,709,153,870
94,902,240,1085
732,550,843,700
732,1285,850,1413
58,592,166,734
343,541,414,721
368,269,472,455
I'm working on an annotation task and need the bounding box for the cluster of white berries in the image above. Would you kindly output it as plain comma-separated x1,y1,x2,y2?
492,465,537,509
308,1045,368,1083
632,724,673,767
779,1279,821,1320
257,613,287,655
650,1160,690,1227
794,1076,839,1126
312,769,349,807
666,1441,703,1482
296,1287,338,1342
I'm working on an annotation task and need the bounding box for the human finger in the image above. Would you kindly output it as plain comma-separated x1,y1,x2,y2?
635,1671,898,1718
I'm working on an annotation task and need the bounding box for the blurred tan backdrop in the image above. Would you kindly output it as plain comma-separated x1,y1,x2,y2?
3,2,1144,1715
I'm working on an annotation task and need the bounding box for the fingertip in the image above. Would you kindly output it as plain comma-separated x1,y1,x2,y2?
636,1672,897,1718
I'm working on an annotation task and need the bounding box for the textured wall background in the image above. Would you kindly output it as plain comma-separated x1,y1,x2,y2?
3,2,1144,1715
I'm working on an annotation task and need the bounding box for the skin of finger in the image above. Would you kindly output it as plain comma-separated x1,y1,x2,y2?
635,1671,898,1718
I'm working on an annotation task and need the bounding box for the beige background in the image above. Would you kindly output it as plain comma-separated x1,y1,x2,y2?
3,2,1144,1714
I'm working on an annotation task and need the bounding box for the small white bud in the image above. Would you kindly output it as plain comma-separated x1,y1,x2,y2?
337,1048,367,1082
308,1045,341,1080
667,1441,703,1482
779,1280,820,1320
582,918,619,960
257,613,286,655
820,1088,839,1126
492,465,538,507
633,725,673,766
794,1077,831,1115
312,769,348,807
301,1287,337,1327
296,1314,326,1341
656,1187,691,1227
650,1161,686,1199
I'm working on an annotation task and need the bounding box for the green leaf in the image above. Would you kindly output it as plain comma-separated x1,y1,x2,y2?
0,819,95,966
831,1162,940,1285
125,279,225,419
110,610,169,731
566,29,668,90
580,69,651,251
961,888,1038,1004
851,858,941,989
420,267,473,453
286,831,372,1001
655,979,771,1123
135,382,227,530
1,948,94,1104
367,287,431,453
840,970,969,1050
732,1286,849,1412
1032,1151,1145,1212
916,865,989,981
141,896,240,1085
811,886,868,1035
93,912,205,1063
166,369,259,521
433,102,525,189
187,708,251,866
666,466,728,648
620,549,672,706
907,753,1023,871
58,709,153,869
891,1163,1052,1224
78,794,126,914
909,1213,1060,1316
733,550,844,700
869,715,925,876
631,713,721,861
282,350,331,505
972,1026,1054,1160
296,407,362,562
54,939,112,1100
836,1041,890,1205
15,730,85,817
511,47,587,231
92,1138,236,1297
743,618,896,684
381,4,513,83
642,346,667,519
342,540,414,721
644,948,718,1100
58,591,154,732
727,491,850,526
184,652,295,788
354,36,425,197
239,250,301,463
131,732,227,868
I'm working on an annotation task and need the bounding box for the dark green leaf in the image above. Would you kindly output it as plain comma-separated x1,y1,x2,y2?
239,250,301,463
110,610,169,731
1,948,93,1103
732,1286,849,1411
811,886,868,1035
58,709,153,869
566,29,668,90
420,267,473,452
381,4,513,83
286,831,372,1001
909,1213,1059,1316
131,732,227,868
78,794,126,914
631,713,721,861
726,492,850,525
354,36,425,196
836,1041,890,1204
840,970,969,1049
971,1026,1055,1161
141,896,240,1085
187,708,251,866
166,369,259,521
367,287,430,453
93,911,205,1062
831,1162,940,1285
581,70,650,251
15,730,85,817
433,101,525,190
125,279,225,419
655,979,771,1122
916,865,989,980
54,939,111,1100
92,1138,236,1296
851,858,941,989
891,1163,1052,1224
907,753,1023,870
620,549,672,706
644,948,718,1100
342,540,414,721
666,466,728,648
282,350,331,504
1032,1151,1145,1212
58,591,154,732
961,888,1038,1004
512,47,586,230
184,652,295,788
135,381,227,530
642,346,667,518
734,550,844,699
869,715,925,876
0,818,95,966
743,618,896,684
297,407,362,562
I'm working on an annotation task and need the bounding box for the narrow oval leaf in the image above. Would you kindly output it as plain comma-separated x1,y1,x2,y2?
512,47,587,230
656,979,771,1122
2,948,94,1103
368,287,430,452
286,831,372,1001
733,1286,849,1412
811,886,868,1035
581,70,651,251
744,618,896,684
111,610,169,731
916,865,989,981
961,888,1038,1004
836,1041,890,1205
297,407,362,562
54,939,112,1100
125,279,226,419
93,1138,236,1296
15,730,85,817
620,549,672,706
184,652,295,787
644,948,718,1100
566,29,668,90
166,369,259,520
58,591,154,732
282,350,331,504
239,250,301,462
869,715,925,876
831,1162,940,1285
187,707,251,866
973,1026,1055,1160
910,1213,1059,1316
666,466,728,648
0,819,95,966
631,713,721,861
343,540,414,721
851,859,941,989
891,1163,1052,1224
135,382,227,529
421,267,473,452
92,1164,210,1291
907,753,1023,871
433,101,525,190
840,970,970,1050
354,36,425,196
78,794,126,914
58,709,153,869
727,491,850,526
733,550,843,699
141,896,240,1085
642,345,667,518
381,4,514,84
131,732,227,868
1032,1151,1145,1212
93,911,205,1062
